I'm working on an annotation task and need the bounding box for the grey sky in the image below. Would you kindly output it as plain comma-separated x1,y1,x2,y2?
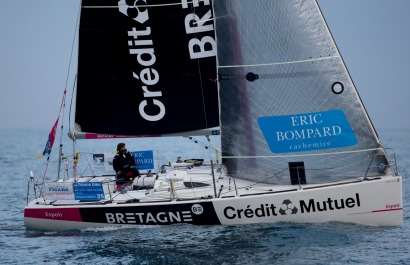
0,0,409,130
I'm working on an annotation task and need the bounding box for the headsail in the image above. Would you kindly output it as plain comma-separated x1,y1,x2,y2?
75,0,219,136
214,0,391,184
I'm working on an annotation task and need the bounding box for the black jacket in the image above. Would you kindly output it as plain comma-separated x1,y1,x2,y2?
113,150,136,174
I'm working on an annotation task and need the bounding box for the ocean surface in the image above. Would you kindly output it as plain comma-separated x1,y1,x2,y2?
0,128,409,265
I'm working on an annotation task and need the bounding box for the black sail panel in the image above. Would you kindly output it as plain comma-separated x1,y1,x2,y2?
76,0,219,135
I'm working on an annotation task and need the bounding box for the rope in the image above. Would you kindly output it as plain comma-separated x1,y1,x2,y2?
222,148,383,159
68,1,81,133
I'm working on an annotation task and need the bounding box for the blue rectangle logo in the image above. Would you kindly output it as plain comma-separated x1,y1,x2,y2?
73,182,105,201
257,110,357,153
131,150,154,170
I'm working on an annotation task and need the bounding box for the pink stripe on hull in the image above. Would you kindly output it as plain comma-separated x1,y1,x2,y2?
348,207,403,215
24,208,83,221
372,208,403,213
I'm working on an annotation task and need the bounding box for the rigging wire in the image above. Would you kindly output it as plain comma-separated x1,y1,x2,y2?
67,2,82,134
58,1,82,180
68,75,77,136
42,1,82,181
185,136,210,150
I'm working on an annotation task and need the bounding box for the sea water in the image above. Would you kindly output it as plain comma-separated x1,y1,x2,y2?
0,128,409,265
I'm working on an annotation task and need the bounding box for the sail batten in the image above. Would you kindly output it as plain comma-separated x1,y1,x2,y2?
221,148,385,159
83,3,183,9
218,55,340,68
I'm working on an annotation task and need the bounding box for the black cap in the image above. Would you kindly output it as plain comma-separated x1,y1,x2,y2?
117,143,125,150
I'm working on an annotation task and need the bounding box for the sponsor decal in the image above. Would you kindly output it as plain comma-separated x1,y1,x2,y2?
211,130,221,135
48,187,69,192
279,199,298,215
386,203,401,210
224,204,278,219
181,0,216,59
73,182,105,201
223,193,361,220
191,204,204,215
118,0,165,122
45,212,63,219
105,204,204,224
93,152,115,174
258,110,358,153
24,208,83,221
118,0,149,24
117,0,216,123
93,153,105,174
130,150,154,170
44,182,74,200
369,202,402,213
299,193,360,213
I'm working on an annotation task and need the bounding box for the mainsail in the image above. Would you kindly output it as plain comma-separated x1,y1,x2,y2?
76,0,219,136
214,0,391,184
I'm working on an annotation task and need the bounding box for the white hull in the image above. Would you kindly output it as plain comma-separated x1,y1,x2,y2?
213,177,402,226
24,175,402,231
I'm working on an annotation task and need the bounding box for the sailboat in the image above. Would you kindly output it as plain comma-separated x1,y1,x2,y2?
24,0,402,230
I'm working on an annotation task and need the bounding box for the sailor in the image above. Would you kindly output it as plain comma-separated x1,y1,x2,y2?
113,143,140,191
